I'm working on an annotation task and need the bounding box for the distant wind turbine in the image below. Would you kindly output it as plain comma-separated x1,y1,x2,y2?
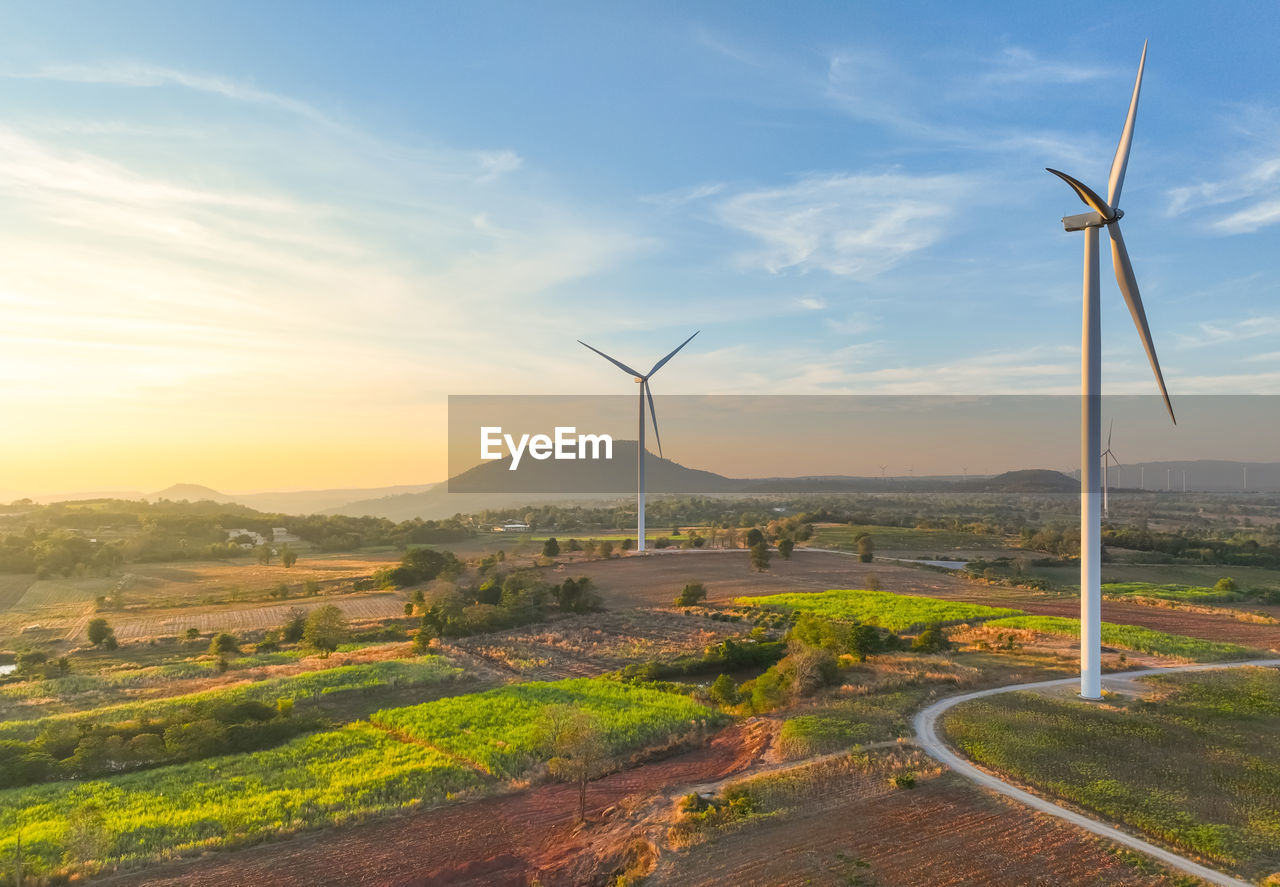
879,465,888,482
578,331,699,552
1101,420,1120,519
1046,41,1175,700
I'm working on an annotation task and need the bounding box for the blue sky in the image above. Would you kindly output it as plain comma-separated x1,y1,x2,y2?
1,1,1278,492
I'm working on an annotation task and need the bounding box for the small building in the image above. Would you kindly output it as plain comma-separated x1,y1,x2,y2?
225,529,266,548
493,522,531,533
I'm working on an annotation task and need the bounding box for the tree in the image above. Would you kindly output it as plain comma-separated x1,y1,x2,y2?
256,543,273,566
857,534,874,563
745,528,765,548
674,582,708,607
304,578,320,596
208,632,239,655
280,545,298,568
749,542,771,572
849,625,883,661
912,623,951,654
777,538,795,560
709,673,738,706
304,605,347,657
621,538,634,551
184,627,201,641
86,618,115,648
281,608,307,643
542,537,560,558
598,540,614,558
1214,577,1236,594
540,706,607,822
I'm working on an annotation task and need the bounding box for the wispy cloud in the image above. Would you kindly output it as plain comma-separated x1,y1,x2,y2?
1176,314,1280,348
798,297,825,310
975,47,1113,88
17,62,332,124
715,171,975,278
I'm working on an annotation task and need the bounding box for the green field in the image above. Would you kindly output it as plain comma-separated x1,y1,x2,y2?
1017,562,1280,594
738,589,1022,632
0,722,481,879
985,616,1260,661
371,677,720,777
808,524,1010,554
1102,581,1240,603
0,676,717,879
943,668,1280,880
0,656,462,742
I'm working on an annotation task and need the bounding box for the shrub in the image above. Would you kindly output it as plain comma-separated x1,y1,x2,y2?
542,537,560,557
674,582,708,607
209,633,240,655
709,674,738,706
912,624,951,654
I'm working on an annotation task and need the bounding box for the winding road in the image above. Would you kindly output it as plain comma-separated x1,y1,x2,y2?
913,659,1280,887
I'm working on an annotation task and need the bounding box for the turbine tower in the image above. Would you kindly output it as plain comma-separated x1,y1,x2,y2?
1046,41,1174,700
578,331,699,552
1101,420,1120,519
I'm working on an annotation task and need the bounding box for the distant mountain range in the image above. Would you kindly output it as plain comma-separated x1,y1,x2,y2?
20,451,1280,520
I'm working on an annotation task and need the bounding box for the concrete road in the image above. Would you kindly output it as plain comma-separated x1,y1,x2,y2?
913,659,1280,887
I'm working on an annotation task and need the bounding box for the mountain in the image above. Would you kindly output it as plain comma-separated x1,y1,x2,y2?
150,483,232,503
329,441,740,520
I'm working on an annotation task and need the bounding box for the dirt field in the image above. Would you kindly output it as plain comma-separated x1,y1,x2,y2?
661,773,1199,887
78,592,408,642
448,610,746,680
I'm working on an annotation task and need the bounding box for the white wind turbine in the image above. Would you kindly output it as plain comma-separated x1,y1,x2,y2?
1101,420,1121,519
1046,41,1175,700
578,332,699,552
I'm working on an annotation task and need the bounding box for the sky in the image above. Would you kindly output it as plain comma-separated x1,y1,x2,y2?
2,1,1279,496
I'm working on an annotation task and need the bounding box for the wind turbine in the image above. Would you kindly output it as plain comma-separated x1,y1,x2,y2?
578,331,699,552
1101,420,1120,519
879,464,888,482
1046,41,1174,700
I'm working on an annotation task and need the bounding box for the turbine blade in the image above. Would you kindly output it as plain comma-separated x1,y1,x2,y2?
1107,418,1113,450
577,340,642,378
648,330,699,377
644,380,662,458
1046,168,1113,218
1107,222,1175,424
1108,41,1148,208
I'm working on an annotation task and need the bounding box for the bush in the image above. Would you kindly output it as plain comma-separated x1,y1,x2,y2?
87,617,115,648
542,537,560,558
912,624,951,654
749,542,771,572
1214,577,1236,593
209,633,240,655
709,674,738,706
777,538,794,559
674,582,708,607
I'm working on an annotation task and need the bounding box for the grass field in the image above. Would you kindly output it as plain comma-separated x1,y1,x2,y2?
808,524,1011,554
0,676,718,880
737,589,1023,632
0,656,462,742
371,678,720,778
1102,581,1240,603
0,722,483,879
943,667,1280,880
984,615,1260,661
1017,561,1280,594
